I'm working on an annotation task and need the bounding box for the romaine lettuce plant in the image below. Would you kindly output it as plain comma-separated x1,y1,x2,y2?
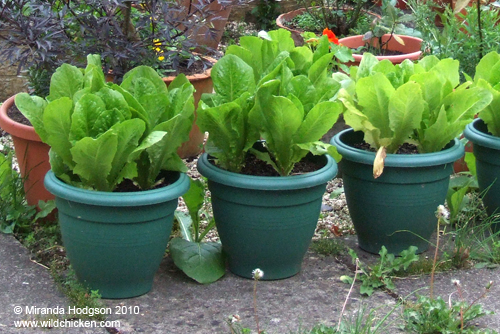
335,53,493,155
197,29,343,176
15,54,194,191
473,51,500,136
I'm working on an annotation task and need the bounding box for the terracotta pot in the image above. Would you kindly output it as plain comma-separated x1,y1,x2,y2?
163,58,215,159
276,7,381,46
0,95,54,206
338,34,423,66
177,0,233,51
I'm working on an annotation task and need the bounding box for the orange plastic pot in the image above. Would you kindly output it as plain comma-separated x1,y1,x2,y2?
0,95,54,206
338,34,423,66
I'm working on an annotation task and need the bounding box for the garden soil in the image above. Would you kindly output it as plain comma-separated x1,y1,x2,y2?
1,232,500,333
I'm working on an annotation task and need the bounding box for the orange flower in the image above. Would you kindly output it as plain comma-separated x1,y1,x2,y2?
322,28,339,45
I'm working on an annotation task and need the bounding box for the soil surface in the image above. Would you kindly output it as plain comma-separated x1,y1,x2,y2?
7,104,31,126
209,153,324,177
113,174,175,192
353,142,419,154
240,153,324,176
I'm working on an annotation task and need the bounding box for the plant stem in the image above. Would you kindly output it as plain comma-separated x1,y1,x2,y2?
337,258,360,331
253,280,261,333
124,1,132,39
477,0,483,58
430,217,441,299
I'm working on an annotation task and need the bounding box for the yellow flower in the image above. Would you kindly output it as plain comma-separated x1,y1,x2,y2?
158,56,165,61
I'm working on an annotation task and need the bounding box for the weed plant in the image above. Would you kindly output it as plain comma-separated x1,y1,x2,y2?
0,146,105,322
408,0,500,79
310,238,347,256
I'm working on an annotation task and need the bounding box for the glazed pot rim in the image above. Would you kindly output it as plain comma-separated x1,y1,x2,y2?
338,34,423,62
44,170,190,206
464,118,500,150
0,95,42,142
197,153,337,190
331,128,464,167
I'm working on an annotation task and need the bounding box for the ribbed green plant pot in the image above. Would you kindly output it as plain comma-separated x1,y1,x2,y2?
197,153,337,280
44,171,190,299
331,129,464,254
464,118,500,232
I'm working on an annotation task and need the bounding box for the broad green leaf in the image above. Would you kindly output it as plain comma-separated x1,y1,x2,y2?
226,41,261,83
47,64,84,101
166,73,189,91
444,87,492,124
14,94,49,141
420,106,455,153
312,35,330,63
107,119,145,187
70,93,107,140
447,185,469,222
211,55,255,103
121,66,168,95
261,95,304,175
356,53,379,81
43,97,74,168
356,73,395,139
110,84,149,124
174,211,193,242
71,130,118,191
388,82,424,152
475,51,500,85
464,152,476,177
287,76,317,112
293,101,342,144
183,178,205,242
289,46,313,74
198,97,255,173
95,86,131,120
410,72,446,120
162,82,194,122
477,79,500,136
268,29,295,53
169,238,225,284
428,58,460,89
308,53,334,87
83,65,105,93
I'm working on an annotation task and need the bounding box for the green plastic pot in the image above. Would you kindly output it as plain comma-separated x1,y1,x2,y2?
44,171,190,299
464,118,500,231
331,129,464,254
197,153,337,280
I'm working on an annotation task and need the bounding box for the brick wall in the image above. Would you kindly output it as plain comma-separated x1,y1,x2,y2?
0,63,28,103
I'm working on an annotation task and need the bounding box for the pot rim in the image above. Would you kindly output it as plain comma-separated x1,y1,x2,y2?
464,118,500,151
197,153,337,190
331,128,464,167
0,95,42,142
44,170,190,207
162,53,216,83
338,34,423,62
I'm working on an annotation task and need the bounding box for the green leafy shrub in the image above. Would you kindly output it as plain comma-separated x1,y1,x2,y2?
198,29,343,176
403,294,494,333
170,178,225,284
334,54,492,154
15,55,194,191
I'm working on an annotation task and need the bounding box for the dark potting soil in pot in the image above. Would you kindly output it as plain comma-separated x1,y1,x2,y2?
7,104,32,126
353,142,419,154
210,153,324,177
113,171,177,192
162,57,214,77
